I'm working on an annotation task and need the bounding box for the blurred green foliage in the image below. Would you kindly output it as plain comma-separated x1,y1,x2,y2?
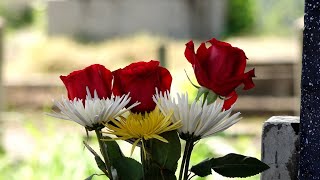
0,117,106,180
256,0,304,35
0,2,34,29
225,0,303,36
0,1,45,30
226,0,256,36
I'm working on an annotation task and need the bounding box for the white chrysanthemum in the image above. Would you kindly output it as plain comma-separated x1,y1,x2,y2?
49,87,140,128
153,90,241,139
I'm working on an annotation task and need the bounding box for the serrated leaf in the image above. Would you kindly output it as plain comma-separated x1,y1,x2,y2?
190,158,213,177
113,157,143,180
211,153,270,178
150,131,181,171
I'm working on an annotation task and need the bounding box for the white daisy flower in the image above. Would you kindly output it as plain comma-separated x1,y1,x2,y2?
153,90,241,140
49,87,140,129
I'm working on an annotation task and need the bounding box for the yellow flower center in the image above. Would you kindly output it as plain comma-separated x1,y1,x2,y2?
102,107,182,156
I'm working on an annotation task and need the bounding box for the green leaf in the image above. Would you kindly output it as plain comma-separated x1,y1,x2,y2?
211,153,270,178
150,131,181,171
206,91,218,105
83,141,107,175
145,163,177,180
113,157,143,180
84,174,106,180
94,156,108,175
195,86,209,101
190,158,214,177
101,138,126,179
102,137,124,164
84,174,95,180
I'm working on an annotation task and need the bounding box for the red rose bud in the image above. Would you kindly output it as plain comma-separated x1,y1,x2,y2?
113,60,172,113
185,38,255,98
60,64,113,101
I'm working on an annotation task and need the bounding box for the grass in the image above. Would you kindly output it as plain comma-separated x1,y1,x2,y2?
0,111,264,180
0,113,105,180
5,32,180,76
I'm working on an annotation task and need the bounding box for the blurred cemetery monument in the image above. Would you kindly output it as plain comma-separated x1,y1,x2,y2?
47,0,227,40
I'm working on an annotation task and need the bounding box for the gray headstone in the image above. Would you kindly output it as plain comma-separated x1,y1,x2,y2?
261,116,299,180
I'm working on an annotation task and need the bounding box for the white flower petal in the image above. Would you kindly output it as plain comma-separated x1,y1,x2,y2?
153,90,241,139
48,89,140,128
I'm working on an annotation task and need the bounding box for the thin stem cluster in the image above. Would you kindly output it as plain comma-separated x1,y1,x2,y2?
95,129,114,180
179,139,195,180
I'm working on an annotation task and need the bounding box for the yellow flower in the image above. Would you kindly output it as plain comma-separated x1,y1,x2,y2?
103,107,182,155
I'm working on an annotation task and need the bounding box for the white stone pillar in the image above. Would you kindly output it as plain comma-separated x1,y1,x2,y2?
261,116,299,180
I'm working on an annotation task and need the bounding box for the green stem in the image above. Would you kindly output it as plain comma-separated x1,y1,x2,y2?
141,140,146,180
183,140,195,180
188,174,196,180
95,129,114,180
178,140,191,180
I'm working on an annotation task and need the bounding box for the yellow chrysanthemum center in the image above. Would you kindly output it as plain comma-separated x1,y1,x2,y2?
103,107,182,155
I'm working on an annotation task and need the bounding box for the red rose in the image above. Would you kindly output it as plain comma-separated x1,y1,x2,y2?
185,38,255,107
60,64,113,100
113,60,172,113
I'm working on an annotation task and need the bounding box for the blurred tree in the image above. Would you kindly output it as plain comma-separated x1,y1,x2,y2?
256,0,304,35
0,1,34,29
226,0,256,36
225,0,304,36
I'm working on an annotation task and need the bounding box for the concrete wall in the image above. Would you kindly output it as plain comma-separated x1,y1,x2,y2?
47,0,227,40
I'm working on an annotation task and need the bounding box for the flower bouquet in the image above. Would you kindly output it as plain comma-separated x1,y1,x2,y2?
49,38,269,180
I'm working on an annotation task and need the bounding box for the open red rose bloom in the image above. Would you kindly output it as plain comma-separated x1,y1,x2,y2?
113,60,172,113
185,38,255,109
60,61,172,114
60,64,113,101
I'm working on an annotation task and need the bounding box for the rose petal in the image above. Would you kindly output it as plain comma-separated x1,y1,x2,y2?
223,91,238,110
112,60,172,113
208,38,232,47
60,64,113,100
243,68,256,90
185,40,196,64
196,43,209,63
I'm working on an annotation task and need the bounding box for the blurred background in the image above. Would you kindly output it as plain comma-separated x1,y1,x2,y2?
0,0,304,179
